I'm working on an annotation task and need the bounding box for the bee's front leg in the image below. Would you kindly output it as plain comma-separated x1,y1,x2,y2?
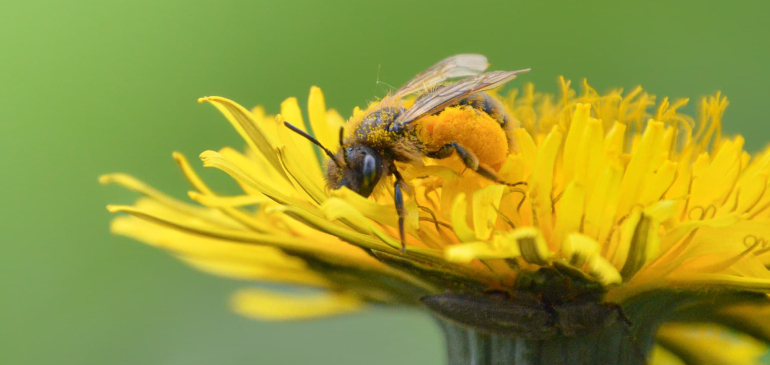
392,170,407,253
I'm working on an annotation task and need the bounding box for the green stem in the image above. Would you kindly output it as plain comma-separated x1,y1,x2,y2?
429,290,765,365
435,314,647,365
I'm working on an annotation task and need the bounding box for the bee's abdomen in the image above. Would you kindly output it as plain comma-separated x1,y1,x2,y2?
456,93,510,128
416,106,509,169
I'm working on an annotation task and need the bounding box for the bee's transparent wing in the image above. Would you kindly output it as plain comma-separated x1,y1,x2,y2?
391,69,530,129
390,54,489,99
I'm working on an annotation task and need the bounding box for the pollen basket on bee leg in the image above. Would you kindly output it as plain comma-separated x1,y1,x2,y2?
416,106,509,169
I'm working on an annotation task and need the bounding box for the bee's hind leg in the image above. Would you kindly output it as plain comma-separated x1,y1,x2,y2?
427,142,526,187
392,169,408,253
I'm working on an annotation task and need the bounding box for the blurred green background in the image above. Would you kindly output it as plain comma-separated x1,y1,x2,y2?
2,0,770,364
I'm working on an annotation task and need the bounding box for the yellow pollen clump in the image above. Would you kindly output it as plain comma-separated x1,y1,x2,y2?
417,106,509,168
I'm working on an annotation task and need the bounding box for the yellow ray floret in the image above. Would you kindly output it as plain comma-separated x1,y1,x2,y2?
231,288,363,321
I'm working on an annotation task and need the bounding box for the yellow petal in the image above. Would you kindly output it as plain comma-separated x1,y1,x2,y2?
691,138,742,209
603,121,626,157
553,181,585,247
562,103,591,184
659,213,742,253
577,117,604,196
173,151,286,234
111,215,292,265
656,323,767,365
326,109,345,135
451,193,477,242
307,86,339,151
665,148,693,200
111,216,331,288
400,164,461,181
100,172,252,230
200,150,317,212
275,143,327,204
530,126,564,242
472,185,506,240
322,198,373,233
561,233,622,285
108,204,308,249
231,289,364,321
99,173,203,214
198,96,288,181
444,228,548,265
638,160,678,206
586,255,622,285
497,154,529,188
180,257,331,287
322,196,419,250
107,200,384,277
332,187,397,226
279,97,325,176
273,204,391,252
613,202,673,279
562,233,599,266
219,146,295,195
648,345,685,365
188,191,272,208
617,120,665,217
734,173,768,215
513,128,537,176
445,241,509,263
584,160,623,242
608,208,641,269
512,227,551,265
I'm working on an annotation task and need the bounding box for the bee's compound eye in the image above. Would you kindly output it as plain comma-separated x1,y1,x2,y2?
362,155,377,179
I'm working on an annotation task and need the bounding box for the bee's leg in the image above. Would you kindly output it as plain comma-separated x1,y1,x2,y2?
392,169,407,252
427,142,526,187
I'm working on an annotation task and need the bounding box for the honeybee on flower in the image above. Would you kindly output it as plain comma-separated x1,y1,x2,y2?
283,54,529,251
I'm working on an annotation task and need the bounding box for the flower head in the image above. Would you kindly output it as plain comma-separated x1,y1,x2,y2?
105,76,770,362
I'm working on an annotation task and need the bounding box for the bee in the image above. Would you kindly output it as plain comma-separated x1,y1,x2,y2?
284,54,529,251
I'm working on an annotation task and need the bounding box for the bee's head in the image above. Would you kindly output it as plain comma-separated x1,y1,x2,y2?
282,121,384,198
327,145,383,197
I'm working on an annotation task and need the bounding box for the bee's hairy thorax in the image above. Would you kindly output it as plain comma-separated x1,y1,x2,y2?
353,107,402,145
350,106,423,163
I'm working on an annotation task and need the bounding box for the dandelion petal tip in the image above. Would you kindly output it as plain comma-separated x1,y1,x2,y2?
199,150,217,160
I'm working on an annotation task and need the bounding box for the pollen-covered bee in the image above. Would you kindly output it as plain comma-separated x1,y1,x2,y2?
284,54,529,250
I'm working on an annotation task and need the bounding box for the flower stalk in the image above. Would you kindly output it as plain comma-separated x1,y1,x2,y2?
437,316,645,365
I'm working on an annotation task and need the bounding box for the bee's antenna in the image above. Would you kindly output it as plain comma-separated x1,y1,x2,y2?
339,127,349,165
376,80,397,92
374,63,396,94
283,121,345,167
374,63,381,96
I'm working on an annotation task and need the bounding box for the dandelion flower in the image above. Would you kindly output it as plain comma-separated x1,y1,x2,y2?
104,67,770,364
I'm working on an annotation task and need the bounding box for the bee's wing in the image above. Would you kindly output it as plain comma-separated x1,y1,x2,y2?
392,69,530,128
390,54,489,99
